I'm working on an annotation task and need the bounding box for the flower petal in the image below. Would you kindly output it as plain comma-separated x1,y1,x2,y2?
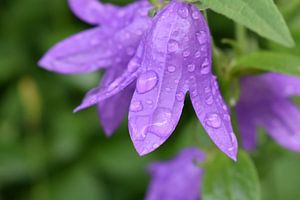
257,99,300,152
235,103,257,151
128,1,193,155
146,148,204,200
68,0,119,25
97,67,135,136
73,45,145,112
190,76,238,160
39,27,115,74
180,4,238,160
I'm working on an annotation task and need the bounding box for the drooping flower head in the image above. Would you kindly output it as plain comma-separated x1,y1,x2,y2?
75,1,238,160
236,72,300,152
39,0,152,135
146,147,205,200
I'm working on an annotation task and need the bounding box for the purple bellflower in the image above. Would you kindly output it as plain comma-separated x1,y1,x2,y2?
236,72,300,152
73,1,238,160
39,0,152,135
146,147,205,200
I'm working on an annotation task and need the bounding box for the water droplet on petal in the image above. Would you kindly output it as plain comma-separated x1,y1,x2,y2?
146,100,153,105
176,91,185,101
136,71,158,94
177,7,189,18
168,40,179,53
192,11,200,19
196,31,207,45
165,87,171,92
150,108,173,137
223,114,231,121
187,64,195,72
183,50,191,57
195,51,201,58
205,113,221,128
167,65,176,72
205,95,213,105
204,86,211,93
130,101,143,112
201,58,210,74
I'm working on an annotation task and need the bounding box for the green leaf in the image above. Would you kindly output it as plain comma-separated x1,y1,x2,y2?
202,150,260,200
232,51,300,76
195,0,294,47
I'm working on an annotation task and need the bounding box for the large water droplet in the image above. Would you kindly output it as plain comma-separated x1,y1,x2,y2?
201,58,210,74
177,7,189,18
205,113,221,128
176,91,185,101
130,101,143,112
150,107,173,137
167,65,176,73
196,31,207,45
136,71,158,94
168,40,179,53
187,64,195,72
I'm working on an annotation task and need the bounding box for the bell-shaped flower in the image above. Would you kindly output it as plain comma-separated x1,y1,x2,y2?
75,1,238,160
146,147,205,200
38,0,152,135
236,72,300,152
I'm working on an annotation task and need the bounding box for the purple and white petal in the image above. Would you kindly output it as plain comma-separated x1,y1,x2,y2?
146,147,205,200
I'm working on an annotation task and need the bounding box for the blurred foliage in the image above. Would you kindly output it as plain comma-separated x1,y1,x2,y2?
1,0,300,199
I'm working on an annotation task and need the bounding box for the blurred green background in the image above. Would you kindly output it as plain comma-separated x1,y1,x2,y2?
1,0,300,199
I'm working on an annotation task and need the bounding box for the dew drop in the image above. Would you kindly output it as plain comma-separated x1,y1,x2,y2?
136,71,158,94
183,50,191,57
201,58,210,74
187,64,195,72
146,100,153,105
150,108,173,137
196,31,207,45
205,113,221,128
167,65,176,73
130,101,143,112
168,40,179,52
205,95,213,105
192,11,200,19
195,51,201,58
165,87,171,92
223,114,231,121
177,7,189,18
176,91,185,101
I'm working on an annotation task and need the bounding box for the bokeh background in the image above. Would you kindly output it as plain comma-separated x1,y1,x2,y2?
1,0,300,199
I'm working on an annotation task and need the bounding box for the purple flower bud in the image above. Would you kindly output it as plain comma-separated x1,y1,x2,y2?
236,72,300,152
75,1,238,160
146,148,205,200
